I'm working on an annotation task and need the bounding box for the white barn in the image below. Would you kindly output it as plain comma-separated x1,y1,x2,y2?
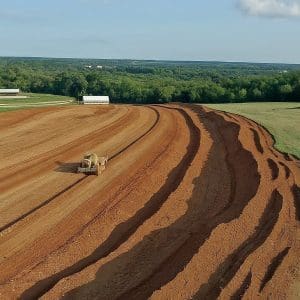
82,96,110,105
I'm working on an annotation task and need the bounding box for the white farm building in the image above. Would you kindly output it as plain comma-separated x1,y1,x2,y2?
82,96,110,105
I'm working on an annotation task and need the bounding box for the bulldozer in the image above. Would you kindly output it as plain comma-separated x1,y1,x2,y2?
77,153,108,176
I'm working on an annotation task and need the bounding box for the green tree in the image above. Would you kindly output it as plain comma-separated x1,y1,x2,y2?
279,84,293,100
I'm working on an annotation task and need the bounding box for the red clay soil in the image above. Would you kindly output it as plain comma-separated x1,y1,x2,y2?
0,104,299,300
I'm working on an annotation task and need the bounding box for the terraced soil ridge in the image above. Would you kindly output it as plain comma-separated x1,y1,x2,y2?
0,104,299,300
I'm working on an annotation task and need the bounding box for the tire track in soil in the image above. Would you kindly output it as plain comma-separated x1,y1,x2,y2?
0,107,159,235
112,106,260,300
259,247,291,292
192,189,283,300
20,106,200,300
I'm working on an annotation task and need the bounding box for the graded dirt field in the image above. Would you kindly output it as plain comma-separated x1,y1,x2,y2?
0,104,299,299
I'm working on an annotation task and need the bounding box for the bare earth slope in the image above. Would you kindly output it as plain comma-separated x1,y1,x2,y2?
0,104,299,299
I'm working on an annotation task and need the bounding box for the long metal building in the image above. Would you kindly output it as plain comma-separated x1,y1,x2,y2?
82,96,110,105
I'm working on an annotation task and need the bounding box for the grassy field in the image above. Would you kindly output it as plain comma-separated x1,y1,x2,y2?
204,102,300,158
0,93,75,112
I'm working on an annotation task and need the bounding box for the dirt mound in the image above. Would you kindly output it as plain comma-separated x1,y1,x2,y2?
0,104,299,299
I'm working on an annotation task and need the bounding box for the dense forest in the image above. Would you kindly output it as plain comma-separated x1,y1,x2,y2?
0,57,300,103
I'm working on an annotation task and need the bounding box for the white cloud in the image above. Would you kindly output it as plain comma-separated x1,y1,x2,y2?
238,0,300,18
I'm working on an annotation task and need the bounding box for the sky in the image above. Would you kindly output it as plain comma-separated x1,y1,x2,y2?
0,0,300,63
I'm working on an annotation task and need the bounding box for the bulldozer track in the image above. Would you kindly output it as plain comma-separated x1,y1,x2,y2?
0,104,299,300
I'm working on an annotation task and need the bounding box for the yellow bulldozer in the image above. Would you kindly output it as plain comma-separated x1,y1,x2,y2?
77,153,108,176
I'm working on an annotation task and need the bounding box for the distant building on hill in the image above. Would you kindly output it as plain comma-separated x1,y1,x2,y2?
82,96,110,105
0,89,20,96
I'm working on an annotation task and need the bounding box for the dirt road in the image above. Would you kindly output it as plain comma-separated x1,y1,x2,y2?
0,104,299,299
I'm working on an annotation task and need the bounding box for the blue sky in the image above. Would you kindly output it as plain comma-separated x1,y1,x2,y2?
0,0,300,63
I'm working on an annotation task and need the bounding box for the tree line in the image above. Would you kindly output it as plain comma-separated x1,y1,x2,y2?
0,58,300,103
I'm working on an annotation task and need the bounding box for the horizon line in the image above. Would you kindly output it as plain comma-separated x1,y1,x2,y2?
1,55,300,66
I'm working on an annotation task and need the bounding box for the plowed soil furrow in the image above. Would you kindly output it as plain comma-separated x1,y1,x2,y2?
0,104,299,300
